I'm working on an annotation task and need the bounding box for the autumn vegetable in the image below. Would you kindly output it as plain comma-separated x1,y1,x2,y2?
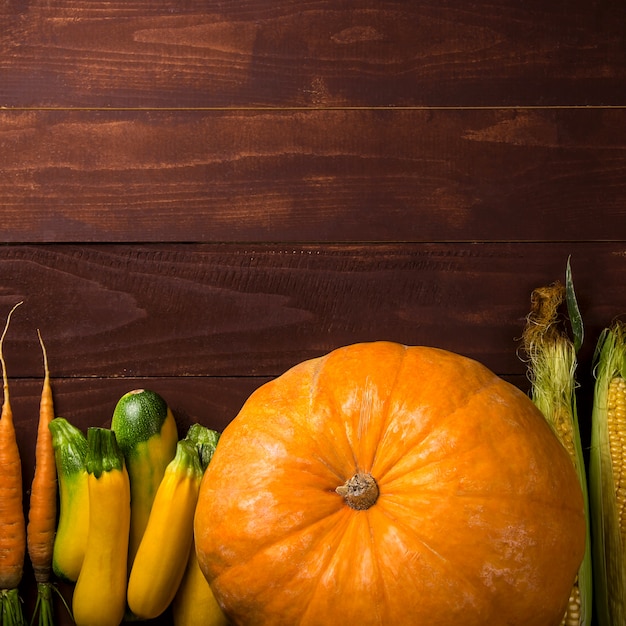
72,428,130,626
521,268,592,626
173,424,227,626
27,331,59,626
111,389,178,570
49,417,89,583
0,302,26,626
184,422,220,472
195,341,585,626
172,546,229,626
589,323,626,626
127,437,203,619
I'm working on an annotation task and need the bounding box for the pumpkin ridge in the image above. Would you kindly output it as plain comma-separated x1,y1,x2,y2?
305,359,368,481
307,343,409,481
376,371,538,492
219,478,353,569
366,504,489,622
195,343,586,625
379,485,585,517
310,453,346,484
298,511,387,626
215,507,355,624
364,347,407,479
369,501,540,617
373,490,584,579
372,358,502,483
362,504,388,626
376,412,513,493
378,455,585,517
231,505,351,566
373,391,496,487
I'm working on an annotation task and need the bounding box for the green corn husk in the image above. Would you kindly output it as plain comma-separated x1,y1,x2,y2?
521,263,592,626
590,322,626,626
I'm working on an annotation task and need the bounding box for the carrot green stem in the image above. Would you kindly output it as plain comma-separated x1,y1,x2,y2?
29,582,73,626
1,588,25,626
30,583,52,626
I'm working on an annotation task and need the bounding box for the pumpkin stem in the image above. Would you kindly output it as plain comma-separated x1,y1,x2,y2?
336,472,379,510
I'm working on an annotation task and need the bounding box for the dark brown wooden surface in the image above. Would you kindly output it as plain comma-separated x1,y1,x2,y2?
1,0,625,108
0,242,624,379
1,108,626,243
1,0,626,623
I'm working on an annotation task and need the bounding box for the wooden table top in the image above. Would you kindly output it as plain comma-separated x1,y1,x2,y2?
1,1,625,623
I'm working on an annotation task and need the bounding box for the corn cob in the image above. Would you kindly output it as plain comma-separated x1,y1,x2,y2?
590,323,626,626
522,274,591,626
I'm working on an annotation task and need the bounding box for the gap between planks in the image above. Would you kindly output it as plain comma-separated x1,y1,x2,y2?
2,105,626,112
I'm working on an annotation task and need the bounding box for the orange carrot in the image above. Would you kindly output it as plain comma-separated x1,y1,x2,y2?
27,330,59,626
0,302,26,626
27,330,57,582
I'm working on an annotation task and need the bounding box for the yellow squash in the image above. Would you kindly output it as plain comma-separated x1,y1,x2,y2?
126,438,203,620
173,424,227,626
172,543,228,626
49,417,89,583
72,428,130,626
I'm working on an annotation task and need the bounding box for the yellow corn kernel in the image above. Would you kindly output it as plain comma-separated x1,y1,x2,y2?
607,376,626,545
545,399,584,626
549,405,584,626
560,579,581,626
590,324,626,626
552,404,577,466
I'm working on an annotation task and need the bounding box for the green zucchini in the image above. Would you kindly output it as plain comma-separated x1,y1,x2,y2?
49,417,89,583
110,388,178,568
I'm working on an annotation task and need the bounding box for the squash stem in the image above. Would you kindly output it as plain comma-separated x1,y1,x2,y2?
336,473,379,510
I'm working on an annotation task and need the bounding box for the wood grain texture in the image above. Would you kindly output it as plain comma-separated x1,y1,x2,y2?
1,108,626,243
1,0,623,623
1,0,625,108
10,377,266,484
0,242,623,382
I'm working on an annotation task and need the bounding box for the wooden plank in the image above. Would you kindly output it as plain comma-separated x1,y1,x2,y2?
2,1,616,623
10,376,265,483
1,0,624,108
1,108,625,243
0,242,623,382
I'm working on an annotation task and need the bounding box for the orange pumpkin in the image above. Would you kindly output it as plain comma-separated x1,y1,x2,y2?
194,342,585,626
